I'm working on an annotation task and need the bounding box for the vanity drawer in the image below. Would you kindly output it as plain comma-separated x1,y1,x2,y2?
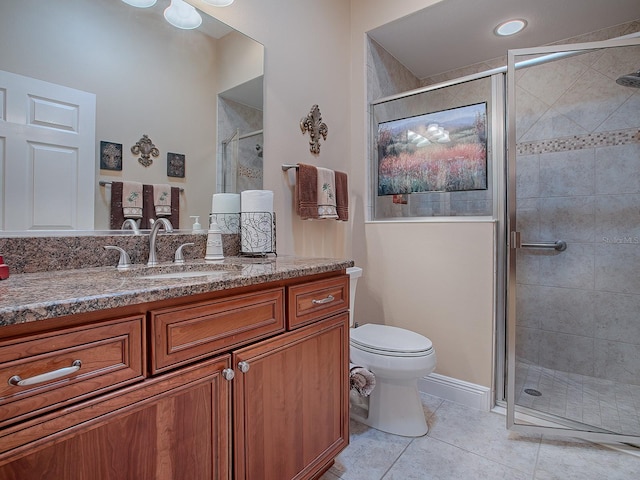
0,315,145,428
287,275,349,329
150,287,285,374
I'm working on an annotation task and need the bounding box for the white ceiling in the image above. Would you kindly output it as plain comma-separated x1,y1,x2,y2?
367,0,640,79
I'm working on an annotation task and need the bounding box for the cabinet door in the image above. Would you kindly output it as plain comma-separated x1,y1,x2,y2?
0,356,231,480
233,313,349,480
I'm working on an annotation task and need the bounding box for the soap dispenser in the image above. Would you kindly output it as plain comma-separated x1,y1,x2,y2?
190,215,205,234
204,214,224,262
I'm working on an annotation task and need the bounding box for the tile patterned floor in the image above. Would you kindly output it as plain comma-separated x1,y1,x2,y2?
320,393,640,480
516,361,640,436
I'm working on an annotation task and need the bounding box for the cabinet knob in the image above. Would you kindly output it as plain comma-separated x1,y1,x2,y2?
222,368,235,381
238,361,250,373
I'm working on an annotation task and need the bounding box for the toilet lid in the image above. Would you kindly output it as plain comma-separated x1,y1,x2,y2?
350,323,433,356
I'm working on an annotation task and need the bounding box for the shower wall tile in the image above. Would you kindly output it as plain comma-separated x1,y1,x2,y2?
515,87,551,142
539,331,595,377
515,154,539,199
537,242,594,290
595,143,640,194
516,198,540,240
595,194,640,242
595,243,640,294
554,68,632,132
516,284,542,328
521,107,590,143
596,94,640,132
594,291,640,345
594,339,640,386
536,286,596,336
539,149,595,197
539,196,595,243
518,56,589,105
515,249,540,286
516,326,540,364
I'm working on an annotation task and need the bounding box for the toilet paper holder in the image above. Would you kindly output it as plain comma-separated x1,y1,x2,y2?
239,211,276,257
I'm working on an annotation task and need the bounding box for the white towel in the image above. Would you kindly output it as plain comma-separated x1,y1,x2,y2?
317,167,338,219
122,181,143,219
349,363,376,397
153,184,172,217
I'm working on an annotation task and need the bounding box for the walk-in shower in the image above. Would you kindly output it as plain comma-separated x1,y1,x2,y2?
220,128,264,193
507,38,640,444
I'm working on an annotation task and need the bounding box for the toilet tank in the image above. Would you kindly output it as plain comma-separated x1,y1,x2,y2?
346,267,363,327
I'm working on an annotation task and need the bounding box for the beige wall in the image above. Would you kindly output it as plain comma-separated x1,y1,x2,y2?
203,0,496,387
195,0,352,259
349,0,496,387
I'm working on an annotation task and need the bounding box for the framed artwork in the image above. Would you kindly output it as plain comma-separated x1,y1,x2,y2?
167,152,185,178
100,141,122,171
377,102,488,195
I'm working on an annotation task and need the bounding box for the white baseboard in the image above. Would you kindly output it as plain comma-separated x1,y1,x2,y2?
418,373,492,411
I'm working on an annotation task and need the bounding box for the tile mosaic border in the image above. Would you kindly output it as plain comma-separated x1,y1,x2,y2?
517,128,640,156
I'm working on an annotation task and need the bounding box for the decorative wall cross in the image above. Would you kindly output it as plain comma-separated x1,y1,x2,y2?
300,104,328,155
131,134,159,167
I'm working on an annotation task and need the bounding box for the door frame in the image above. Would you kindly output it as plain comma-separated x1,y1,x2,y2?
505,35,640,444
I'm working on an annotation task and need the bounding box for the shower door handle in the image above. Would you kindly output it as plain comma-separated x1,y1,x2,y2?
511,232,567,252
521,240,567,251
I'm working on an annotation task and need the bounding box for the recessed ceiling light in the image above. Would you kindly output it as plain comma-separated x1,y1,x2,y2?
494,19,527,37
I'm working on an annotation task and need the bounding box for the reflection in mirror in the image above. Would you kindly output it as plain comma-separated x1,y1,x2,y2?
0,0,263,232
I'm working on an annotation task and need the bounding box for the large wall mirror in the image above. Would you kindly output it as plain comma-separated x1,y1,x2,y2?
0,0,264,232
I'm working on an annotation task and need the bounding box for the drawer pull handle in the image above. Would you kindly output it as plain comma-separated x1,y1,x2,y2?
312,294,335,305
222,368,235,381
238,361,250,373
8,360,82,387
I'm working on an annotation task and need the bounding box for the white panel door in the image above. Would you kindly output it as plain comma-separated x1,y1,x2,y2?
0,70,96,230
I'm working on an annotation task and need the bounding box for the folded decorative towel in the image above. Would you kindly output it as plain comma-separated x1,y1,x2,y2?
349,363,376,397
296,163,319,220
317,167,339,219
122,181,143,219
153,184,172,217
335,170,348,221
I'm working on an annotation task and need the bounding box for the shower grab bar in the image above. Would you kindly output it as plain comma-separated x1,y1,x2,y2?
521,240,567,252
511,232,567,251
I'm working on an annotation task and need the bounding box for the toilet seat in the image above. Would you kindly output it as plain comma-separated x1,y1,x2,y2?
350,323,434,357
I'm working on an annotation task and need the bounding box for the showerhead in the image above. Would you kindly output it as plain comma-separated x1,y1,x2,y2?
616,70,640,88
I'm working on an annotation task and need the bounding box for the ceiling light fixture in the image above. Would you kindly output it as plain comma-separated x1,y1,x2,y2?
122,0,158,7
164,0,202,29
494,19,527,37
203,0,234,6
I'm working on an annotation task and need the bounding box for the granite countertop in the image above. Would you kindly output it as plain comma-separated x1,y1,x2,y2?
0,256,353,326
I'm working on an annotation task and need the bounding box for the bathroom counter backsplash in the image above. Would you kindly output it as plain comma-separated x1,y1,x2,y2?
0,232,239,274
0,256,353,326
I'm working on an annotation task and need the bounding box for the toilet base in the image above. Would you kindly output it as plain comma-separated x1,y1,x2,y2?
350,377,428,437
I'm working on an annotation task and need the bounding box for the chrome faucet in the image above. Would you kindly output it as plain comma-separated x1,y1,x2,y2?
147,217,173,266
121,218,140,234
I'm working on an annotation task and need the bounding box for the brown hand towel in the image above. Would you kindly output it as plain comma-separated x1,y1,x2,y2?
335,170,349,221
296,163,319,220
109,181,124,229
141,184,181,229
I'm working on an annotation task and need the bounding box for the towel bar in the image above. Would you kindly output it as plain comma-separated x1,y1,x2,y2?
99,180,184,192
281,164,299,171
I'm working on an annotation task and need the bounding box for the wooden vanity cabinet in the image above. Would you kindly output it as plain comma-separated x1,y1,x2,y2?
0,355,231,480
0,271,349,480
233,312,349,480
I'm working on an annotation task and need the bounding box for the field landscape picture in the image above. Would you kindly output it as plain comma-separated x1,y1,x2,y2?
377,102,488,195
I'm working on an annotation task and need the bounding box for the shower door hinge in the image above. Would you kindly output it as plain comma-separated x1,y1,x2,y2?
510,231,521,249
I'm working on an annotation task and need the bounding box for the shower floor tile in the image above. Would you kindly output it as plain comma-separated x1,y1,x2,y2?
516,360,640,436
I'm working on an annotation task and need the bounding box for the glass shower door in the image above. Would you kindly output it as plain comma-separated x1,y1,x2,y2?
506,36,640,443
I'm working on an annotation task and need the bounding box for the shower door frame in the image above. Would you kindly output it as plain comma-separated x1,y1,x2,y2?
506,36,640,444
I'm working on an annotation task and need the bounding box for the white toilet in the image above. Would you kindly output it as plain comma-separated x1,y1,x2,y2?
347,266,436,437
